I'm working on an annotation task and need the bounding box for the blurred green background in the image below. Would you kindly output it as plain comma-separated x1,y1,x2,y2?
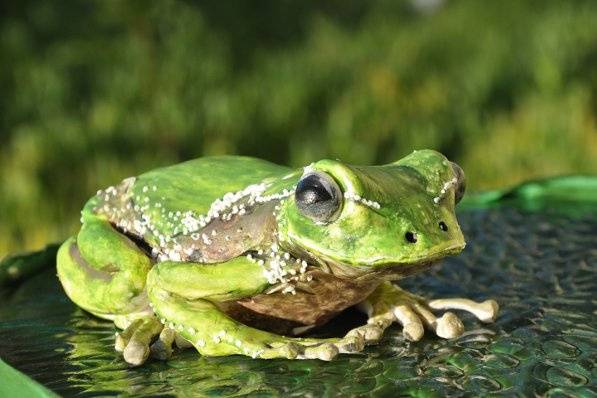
1,0,596,256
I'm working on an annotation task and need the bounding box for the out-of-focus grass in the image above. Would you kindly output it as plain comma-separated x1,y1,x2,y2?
1,0,596,255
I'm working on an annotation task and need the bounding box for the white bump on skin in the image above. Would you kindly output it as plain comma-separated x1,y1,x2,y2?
344,191,381,210
433,177,457,204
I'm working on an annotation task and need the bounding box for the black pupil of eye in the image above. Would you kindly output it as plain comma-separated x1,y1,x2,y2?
439,221,448,231
405,231,417,243
296,177,333,204
295,173,341,223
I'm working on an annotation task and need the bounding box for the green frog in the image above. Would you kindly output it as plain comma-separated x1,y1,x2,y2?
56,149,498,366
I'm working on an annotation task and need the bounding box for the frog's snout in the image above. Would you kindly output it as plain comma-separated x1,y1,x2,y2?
450,162,466,204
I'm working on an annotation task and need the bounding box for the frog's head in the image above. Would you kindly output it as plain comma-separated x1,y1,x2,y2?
277,149,466,277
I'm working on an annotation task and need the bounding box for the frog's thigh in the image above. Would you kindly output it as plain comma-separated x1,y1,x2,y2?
147,260,347,360
56,215,153,320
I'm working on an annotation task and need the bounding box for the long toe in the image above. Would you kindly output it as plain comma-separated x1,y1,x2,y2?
303,343,339,361
393,305,424,341
337,336,365,353
124,340,150,366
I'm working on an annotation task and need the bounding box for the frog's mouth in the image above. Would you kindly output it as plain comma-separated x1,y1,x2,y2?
285,245,446,283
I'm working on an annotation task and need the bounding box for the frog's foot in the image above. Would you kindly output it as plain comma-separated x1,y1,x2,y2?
349,282,499,345
115,316,163,366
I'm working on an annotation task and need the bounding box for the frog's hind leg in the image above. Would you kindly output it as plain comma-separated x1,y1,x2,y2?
348,282,499,347
149,283,349,361
56,215,161,366
147,259,365,361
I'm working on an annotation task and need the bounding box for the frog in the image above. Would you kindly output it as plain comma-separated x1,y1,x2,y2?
55,149,499,366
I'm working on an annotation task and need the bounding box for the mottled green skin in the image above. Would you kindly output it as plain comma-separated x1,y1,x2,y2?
57,150,466,362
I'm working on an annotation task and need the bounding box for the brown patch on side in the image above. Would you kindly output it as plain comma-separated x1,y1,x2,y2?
233,269,380,332
176,202,278,263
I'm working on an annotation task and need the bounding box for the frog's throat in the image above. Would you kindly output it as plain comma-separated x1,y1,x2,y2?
326,259,439,281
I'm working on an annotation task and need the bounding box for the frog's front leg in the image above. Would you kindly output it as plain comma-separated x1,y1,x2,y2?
348,282,499,345
146,258,361,360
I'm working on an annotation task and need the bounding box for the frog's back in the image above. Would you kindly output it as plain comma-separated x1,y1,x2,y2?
135,156,292,214
85,156,296,249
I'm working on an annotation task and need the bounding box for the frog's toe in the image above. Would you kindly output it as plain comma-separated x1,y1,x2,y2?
336,335,366,353
342,312,395,351
428,298,499,323
435,312,464,339
124,340,151,366
301,343,339,361
150,327,176,360
345,324,383,345
117,316,163,366
393,304,425,341
409,303,464,339
115,318,143,352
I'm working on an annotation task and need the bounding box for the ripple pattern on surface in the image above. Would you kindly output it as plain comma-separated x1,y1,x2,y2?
0,206,596,397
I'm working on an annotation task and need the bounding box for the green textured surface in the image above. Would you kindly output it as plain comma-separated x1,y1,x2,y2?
1,178,596,397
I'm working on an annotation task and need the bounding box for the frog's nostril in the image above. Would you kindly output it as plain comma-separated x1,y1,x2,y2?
405,231,418,243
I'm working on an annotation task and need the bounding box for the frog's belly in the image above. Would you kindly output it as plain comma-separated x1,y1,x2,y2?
222,269,380,336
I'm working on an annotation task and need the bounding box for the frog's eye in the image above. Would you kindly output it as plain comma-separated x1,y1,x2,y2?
450,162,466,204
295,172,342,224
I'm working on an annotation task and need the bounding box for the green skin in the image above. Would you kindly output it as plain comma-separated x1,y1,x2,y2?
56,149,498,365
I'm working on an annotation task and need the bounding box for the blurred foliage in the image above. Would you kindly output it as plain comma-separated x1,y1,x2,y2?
1,0,596,255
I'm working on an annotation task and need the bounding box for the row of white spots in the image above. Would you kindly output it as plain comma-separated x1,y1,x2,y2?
433,177,458,204
153,310,265,358
246,241,313,295
149,290,264,358
344,191,381,210
154,185,296,262
253,188,295,204
201,183,268,226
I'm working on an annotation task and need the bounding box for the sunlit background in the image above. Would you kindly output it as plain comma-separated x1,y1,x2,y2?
1,0,596,256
